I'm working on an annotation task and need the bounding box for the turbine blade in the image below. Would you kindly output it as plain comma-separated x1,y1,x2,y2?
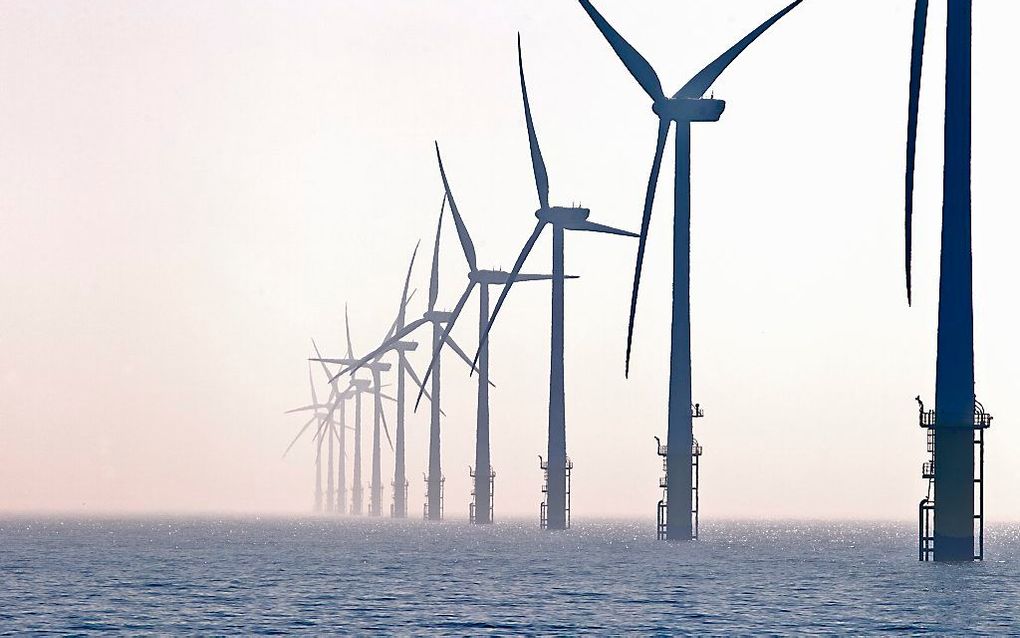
314,419,328,453
404,359,435,407
414,281,476,411
518,34,551,210
282,415,317,458
905,0,929,307
398,241,420,328
675,0,803,99
626,120,670,378
379,392,398,403
435,142,478,272
311,338,336,384
473,221,547,371
344,304,354,359
284,404,320,415
381,288,418,346
307,361,319,406
570,220,639,237
379,403,394,451
428,194,446,312
507,273,556,282
448,334,494,387
330,318,429,382
576,0,665,102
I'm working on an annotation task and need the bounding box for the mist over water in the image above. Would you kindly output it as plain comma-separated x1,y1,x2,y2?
3,517,1019,634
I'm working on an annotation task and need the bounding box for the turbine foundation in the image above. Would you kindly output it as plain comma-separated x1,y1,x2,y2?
539,455,572,530
656,403,704,541
917,397,990,561
469,466,496,524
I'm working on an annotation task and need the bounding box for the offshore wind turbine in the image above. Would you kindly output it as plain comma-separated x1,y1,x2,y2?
337,307,393,516
337,196,479,521
905,0,991,562
414,141,562,524
316,271,436,518
283,362,346,512
378,244,435,518
310,339,357,514
476,37,638,531
578,0,802,540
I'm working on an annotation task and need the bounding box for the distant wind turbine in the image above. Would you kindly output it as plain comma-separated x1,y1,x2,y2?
316,280,436,518
283,361,347,512
578,0,803,540
338,307,393,516
336,196,479,521
475,37,638,531
413,141,563,524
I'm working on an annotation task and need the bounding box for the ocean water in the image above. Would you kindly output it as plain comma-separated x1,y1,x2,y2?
2,517,1019,635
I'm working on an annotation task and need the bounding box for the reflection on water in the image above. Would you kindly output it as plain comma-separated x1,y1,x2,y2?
2,517,1019,634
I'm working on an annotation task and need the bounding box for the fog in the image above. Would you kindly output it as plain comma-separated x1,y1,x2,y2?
1,0,1018,521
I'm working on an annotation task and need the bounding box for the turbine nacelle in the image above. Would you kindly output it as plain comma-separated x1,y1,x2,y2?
390,340,418,352
536,206,590,226
351,379,372,390
652,98,726,123
423,310,454,323
471,269,561,285
472,269,517,285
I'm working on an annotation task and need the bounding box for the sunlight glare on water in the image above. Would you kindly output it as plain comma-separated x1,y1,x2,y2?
2,518,1019,634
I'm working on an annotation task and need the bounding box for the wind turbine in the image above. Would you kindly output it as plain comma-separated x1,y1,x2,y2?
283,361,347,512
413,140,563,524
905,0,990,562
476,37,638,531
315,281,437,518
309,338,357,514
578,0,802,540
337,307,393,516
380,243,435,518
336,195,479,521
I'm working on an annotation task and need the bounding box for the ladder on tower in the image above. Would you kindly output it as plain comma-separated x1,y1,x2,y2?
422,474,445,521
390,479,408,517
469,466,496,524
539,455,572,530
916,397,991,561
656,403,704,541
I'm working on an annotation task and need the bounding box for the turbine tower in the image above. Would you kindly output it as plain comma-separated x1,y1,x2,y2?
414,141,560,524
335,196,477,521
477,37,638,531
578,0,802,540
905,0,991,562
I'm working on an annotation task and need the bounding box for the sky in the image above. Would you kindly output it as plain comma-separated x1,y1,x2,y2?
1,0,1018,521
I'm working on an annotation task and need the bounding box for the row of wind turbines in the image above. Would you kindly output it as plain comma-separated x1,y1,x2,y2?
285,0,994,560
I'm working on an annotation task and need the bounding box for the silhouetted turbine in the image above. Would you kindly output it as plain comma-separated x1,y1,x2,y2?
578,0,802,540
413,141,564,524
904,0,982,562
332,195,476,521
475,37,638,531
283,361,349,512
326,307,395,516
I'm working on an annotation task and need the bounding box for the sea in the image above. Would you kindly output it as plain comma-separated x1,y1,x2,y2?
2,517,1019,635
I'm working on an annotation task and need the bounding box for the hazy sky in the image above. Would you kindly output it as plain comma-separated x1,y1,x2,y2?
1,0,1018,520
